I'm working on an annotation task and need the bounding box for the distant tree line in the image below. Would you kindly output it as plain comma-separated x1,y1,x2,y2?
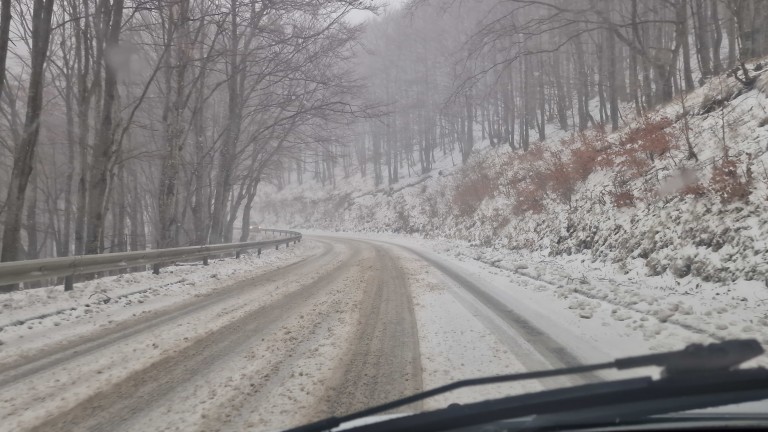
270,0,766,190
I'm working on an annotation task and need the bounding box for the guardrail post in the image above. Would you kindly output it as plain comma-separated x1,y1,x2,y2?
153,263,161,275
64,275,74,291
236,250,241,259
257,248,261,257
275,243,279,250
203,257,209,266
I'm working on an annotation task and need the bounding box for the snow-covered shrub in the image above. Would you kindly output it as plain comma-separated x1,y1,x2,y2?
607,117,677,182
710,156,753,204
698,75,745,114
567,136,604,181
611,188,635,208
391,194,412,233
499,135,601,213
451,160,497,217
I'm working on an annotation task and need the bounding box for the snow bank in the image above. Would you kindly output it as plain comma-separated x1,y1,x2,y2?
0,242,313,357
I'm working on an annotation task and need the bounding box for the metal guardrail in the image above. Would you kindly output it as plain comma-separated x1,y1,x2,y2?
0,228,302,287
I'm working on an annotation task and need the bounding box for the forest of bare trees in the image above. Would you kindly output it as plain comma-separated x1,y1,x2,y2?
1,0,767,287
325,0,766,187
0,0,371,287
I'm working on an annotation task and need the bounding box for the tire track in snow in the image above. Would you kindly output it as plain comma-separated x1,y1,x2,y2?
350,238,599,380
25,240,357,432
0,240,334,390
314,242,423,416
402,246,582,367
196,238,377,432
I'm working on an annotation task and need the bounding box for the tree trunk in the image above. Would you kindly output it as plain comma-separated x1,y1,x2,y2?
606,25,619,131
210,0,243,244
114,166,127,253
711,0,723,74
128,169,143,252
73,1,92,256
694,0,712,79
191,124,209,246
641,56,654,110
157,0,190,250
629,50,642,116
573,36,589,130
507,64,516,148
462,92,474,163
537,57,546,140
519,57,530,151
553,52,568,131
239,180,259,243
372,126,382,186
736,0,754,59
681,0,695,91
754,0,768,57
25,172,39,260
0,0,11,101
85,0,124,256
1,0,56,269
597,37,607,125
726,5,737,67
61,38,77,260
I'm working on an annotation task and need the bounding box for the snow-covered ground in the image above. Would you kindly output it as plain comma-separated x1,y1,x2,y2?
1,232,766,431
309,231,768,368
1,235,587,431
396,244,547,408
0,241,314,361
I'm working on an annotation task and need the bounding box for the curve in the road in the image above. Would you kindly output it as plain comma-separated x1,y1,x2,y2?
3,233,600,432
8,237,425,432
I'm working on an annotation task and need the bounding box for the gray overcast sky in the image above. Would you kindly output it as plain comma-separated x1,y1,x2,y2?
346,0,408,24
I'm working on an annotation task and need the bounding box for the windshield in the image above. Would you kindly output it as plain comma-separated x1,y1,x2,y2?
0,0,767,431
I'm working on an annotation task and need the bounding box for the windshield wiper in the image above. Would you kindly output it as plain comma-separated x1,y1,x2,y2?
284,339,766,432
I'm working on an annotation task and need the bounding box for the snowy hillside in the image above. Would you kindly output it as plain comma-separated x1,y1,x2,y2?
255,62,768,287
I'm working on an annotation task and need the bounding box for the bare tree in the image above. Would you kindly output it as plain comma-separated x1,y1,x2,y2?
1,0,56,269
0,0,11,101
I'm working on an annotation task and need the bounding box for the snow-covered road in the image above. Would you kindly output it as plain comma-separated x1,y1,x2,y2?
0,233,732,432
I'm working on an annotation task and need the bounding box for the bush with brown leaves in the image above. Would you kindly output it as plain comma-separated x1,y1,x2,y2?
452,162,497,217
710,156,753,204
